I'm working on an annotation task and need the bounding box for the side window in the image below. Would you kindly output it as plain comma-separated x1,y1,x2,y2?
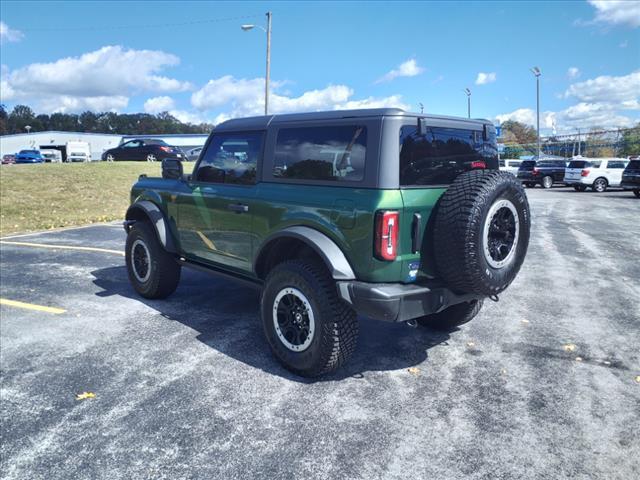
273,125,367,182
591,161,602,168
399,126,484,186
194,132,262,185
608,161,626,169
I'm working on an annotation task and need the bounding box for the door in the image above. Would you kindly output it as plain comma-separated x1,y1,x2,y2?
605,160,627,186
119,140,143,160
177,131,263,273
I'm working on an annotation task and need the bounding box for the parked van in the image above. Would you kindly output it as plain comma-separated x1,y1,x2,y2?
66,141,91,162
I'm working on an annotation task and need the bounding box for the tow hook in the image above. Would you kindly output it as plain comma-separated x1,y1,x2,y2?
406,319,418,328
489,294,500,302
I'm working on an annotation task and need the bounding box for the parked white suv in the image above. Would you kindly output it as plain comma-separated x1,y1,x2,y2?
564,157,629,192
499,159,522,176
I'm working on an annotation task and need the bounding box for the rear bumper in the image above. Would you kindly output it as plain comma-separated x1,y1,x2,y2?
564,178,588,185
621,180,640,190
337,280,482,322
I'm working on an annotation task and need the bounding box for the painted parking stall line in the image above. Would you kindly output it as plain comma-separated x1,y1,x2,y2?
0,298,66,315
0,240,124,256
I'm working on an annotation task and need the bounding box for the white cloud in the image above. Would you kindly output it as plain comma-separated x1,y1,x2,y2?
2,45,191,113
144,96,175,114
496,71,640,132
475,72,497,85
0,22,23,44
586,0,640,28
191,75,410,122
567,67,581,79
563,70,640,104
375,59,424,84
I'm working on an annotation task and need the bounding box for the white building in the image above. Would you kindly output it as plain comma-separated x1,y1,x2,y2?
0,131,209,161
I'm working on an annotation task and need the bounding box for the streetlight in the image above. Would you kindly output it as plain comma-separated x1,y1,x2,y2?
241,11,272,115
463,88,471,118
530,66,541,158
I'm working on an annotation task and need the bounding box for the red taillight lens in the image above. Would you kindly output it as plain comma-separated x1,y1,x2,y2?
375,211,399,261
581,169,590,177
159,146,172,152
532,168,540,176
471,161,486,169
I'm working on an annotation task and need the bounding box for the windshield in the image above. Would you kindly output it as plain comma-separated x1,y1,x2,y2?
627,160,640,170
568,161,589,168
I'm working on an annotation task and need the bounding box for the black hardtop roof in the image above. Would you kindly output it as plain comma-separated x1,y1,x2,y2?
214,108,492,131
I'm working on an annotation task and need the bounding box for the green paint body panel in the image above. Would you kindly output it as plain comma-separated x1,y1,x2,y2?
130,177,446,284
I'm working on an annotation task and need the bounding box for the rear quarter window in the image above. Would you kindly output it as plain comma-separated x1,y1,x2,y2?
273,125,367,182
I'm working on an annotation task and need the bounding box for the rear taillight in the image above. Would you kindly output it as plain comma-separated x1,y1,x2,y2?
375,211,399,261
532,168,540,176
159,146,172,152
471,161,486,169
581,169,590,177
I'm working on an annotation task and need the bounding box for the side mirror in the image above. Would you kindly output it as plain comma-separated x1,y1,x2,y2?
162,158,183,180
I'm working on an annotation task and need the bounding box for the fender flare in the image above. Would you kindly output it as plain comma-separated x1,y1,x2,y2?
125,200,177,253
254,226,356,280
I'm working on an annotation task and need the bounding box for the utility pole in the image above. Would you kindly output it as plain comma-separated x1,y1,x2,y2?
464,88,471,118
531,67,541,158
265,11,272,115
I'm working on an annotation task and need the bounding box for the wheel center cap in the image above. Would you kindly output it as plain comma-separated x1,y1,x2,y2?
295,313,302,322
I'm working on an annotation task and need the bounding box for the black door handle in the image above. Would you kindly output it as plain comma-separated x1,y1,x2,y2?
227,203,249,213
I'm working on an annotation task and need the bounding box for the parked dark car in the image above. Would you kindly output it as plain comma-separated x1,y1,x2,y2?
15,150,45,164
517,159,567,188
102,139,184,162
2,154,16,165
621,159,640,198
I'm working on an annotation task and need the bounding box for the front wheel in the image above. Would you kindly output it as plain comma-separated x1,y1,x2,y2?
542,176,553,189
261,260,358,377
106,154,115,162
125,222,181,299
417,299,483,330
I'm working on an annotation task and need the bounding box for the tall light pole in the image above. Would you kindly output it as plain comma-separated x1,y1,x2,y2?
241,11,272,115
463,88,471,118
530,66,541,158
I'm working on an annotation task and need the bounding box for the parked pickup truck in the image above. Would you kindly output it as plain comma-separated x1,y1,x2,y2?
564,157,629,192
517,159,567,188
123,109,531,376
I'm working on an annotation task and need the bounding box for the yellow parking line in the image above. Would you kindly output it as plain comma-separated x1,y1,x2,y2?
0,240,124,256
0,298,66,314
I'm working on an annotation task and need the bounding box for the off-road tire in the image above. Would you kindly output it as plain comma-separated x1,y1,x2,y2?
417,299,484,331
434,170,531,296
261,260,358,377
125,221,181,299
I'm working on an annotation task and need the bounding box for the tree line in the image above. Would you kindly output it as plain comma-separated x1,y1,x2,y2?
0,104,214,136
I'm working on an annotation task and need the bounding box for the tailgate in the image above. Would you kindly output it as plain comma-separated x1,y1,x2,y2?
564,168,583,180
399,188,446,282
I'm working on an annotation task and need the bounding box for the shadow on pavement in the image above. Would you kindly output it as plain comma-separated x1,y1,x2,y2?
91,265,452,382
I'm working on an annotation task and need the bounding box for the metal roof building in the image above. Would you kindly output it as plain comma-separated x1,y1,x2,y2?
0,131,209,161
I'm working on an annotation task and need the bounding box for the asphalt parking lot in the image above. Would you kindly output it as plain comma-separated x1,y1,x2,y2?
1,187,639,480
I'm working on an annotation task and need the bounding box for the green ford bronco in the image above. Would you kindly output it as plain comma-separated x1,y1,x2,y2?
124,108,530,377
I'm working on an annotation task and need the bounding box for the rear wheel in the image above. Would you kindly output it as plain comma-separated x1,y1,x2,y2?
147,154,157,162
125,222,181,299
417,299,483,330
542,176,553,189
592,177,608,192
261,260,358,377
573,185,587,192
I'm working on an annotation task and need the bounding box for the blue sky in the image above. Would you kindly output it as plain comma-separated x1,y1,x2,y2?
1,0,638,133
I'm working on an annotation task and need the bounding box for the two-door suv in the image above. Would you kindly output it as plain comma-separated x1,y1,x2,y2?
124,109,531,376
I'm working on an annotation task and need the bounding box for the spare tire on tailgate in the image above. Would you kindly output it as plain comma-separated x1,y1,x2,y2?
434,170,530,296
